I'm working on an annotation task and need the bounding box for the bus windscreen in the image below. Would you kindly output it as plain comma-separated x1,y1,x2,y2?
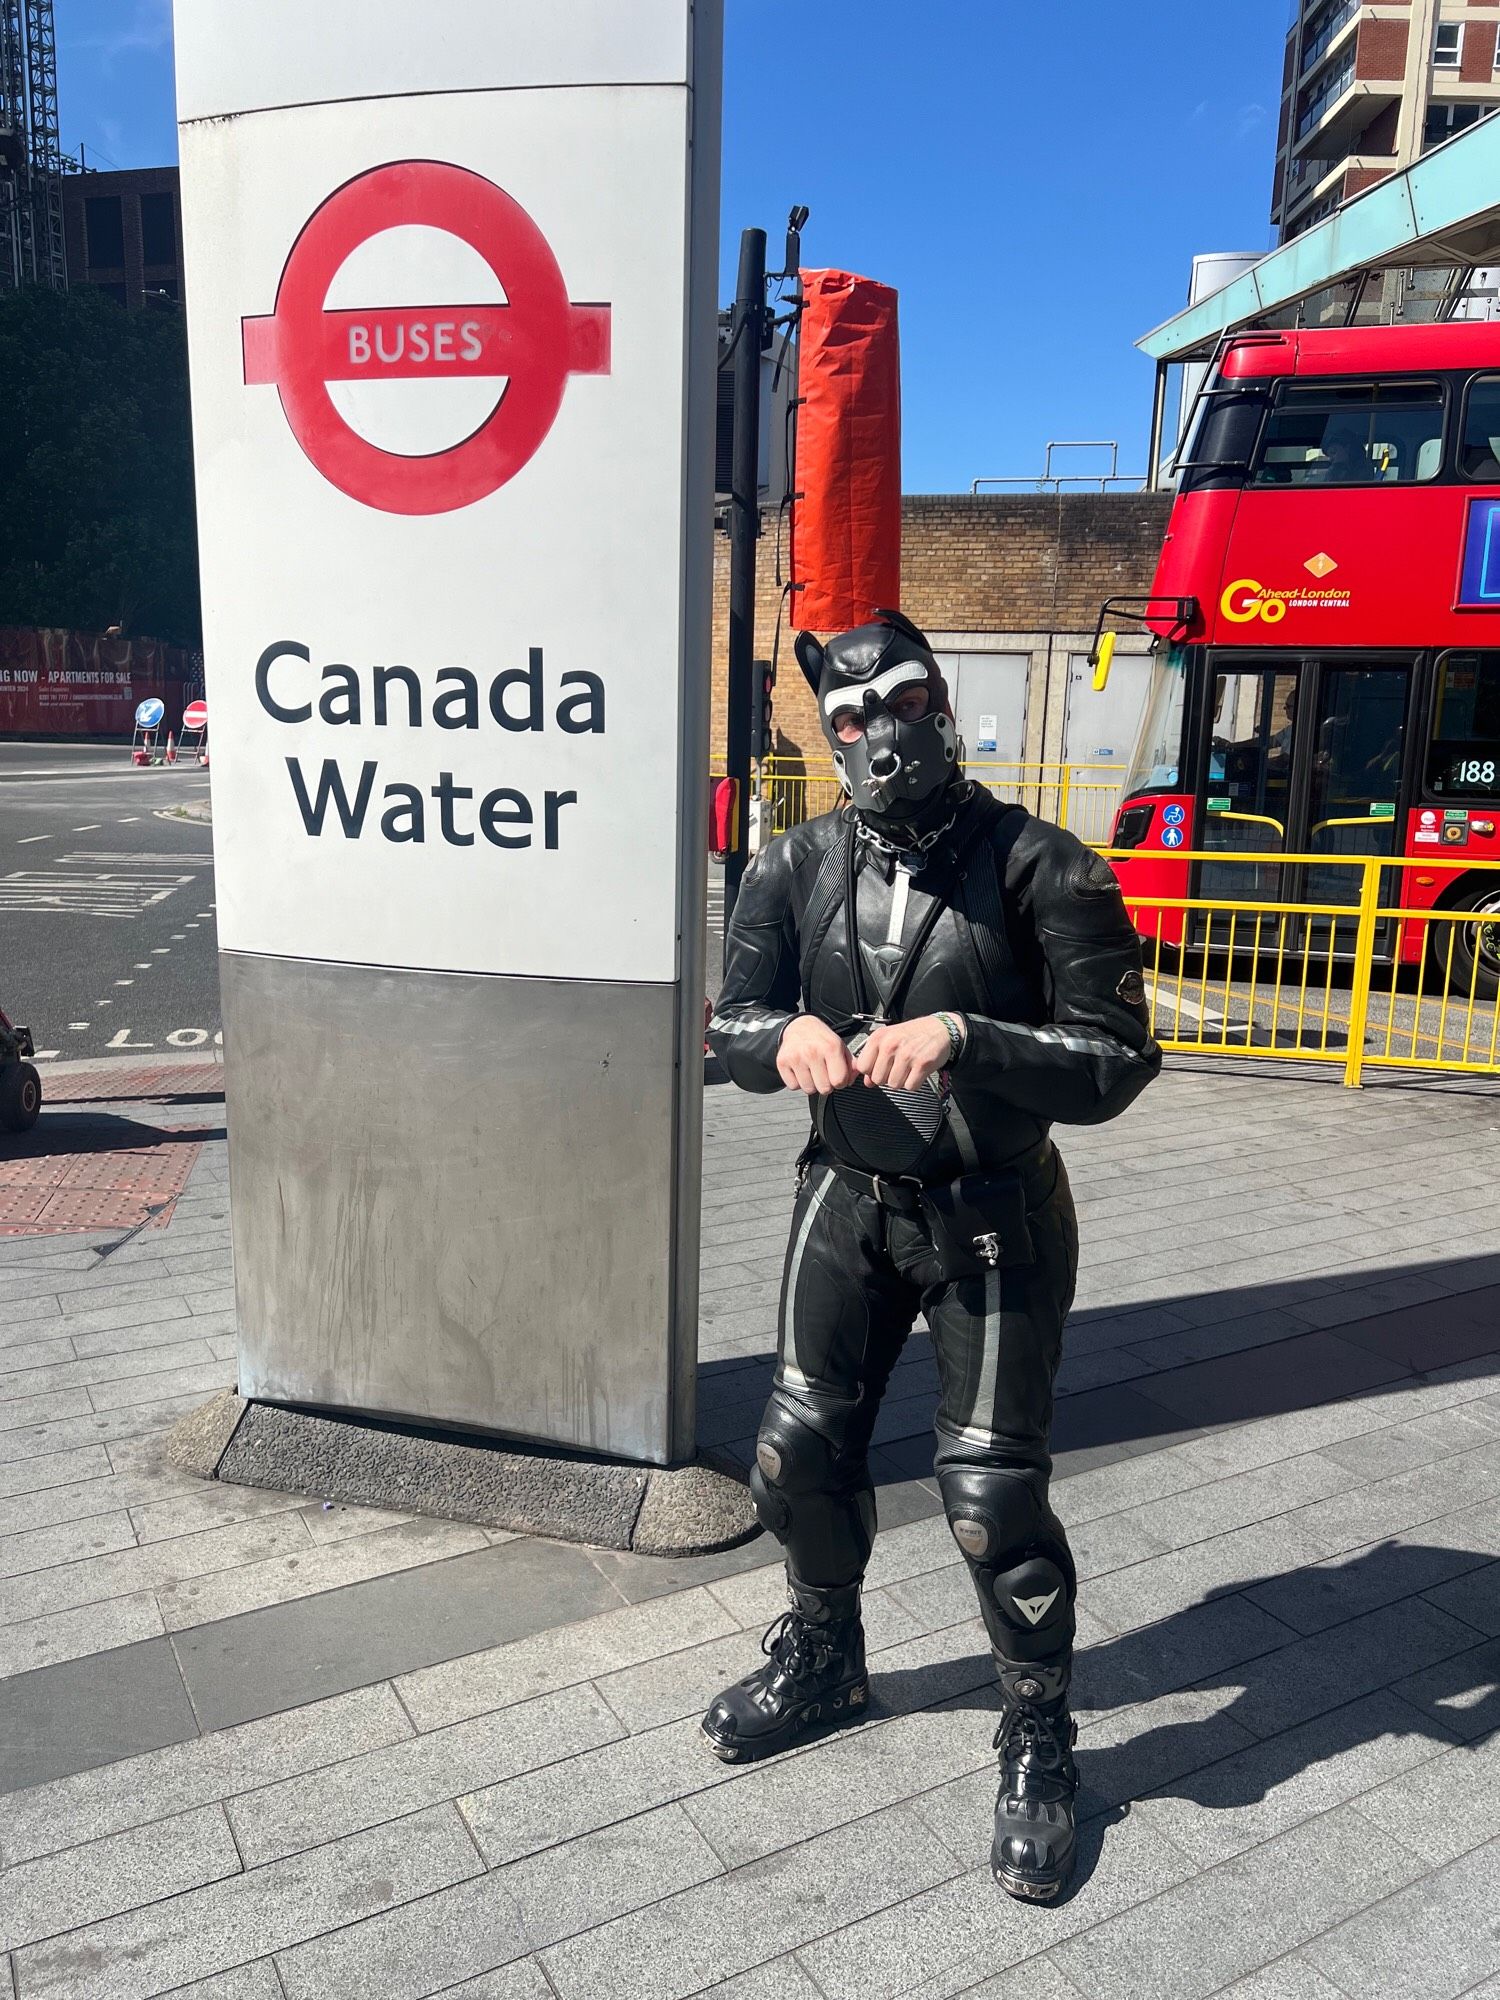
1427,650,1500,796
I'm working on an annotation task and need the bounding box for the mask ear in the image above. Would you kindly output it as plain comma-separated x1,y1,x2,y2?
794,630,825,693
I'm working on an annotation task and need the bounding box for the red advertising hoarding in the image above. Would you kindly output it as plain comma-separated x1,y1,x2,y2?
0,629,201,738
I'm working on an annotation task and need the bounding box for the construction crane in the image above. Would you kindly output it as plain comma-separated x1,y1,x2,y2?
0,0,65,292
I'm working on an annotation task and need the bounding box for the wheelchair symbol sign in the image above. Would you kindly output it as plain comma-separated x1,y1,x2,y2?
1162,804,1186,827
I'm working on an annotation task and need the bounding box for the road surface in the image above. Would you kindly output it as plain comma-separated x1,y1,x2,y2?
0,742,219,1063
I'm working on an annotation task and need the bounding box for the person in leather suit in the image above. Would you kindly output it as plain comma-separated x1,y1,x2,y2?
702,610,1161,1900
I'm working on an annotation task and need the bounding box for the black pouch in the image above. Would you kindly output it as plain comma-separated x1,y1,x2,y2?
919,1170,1036,1280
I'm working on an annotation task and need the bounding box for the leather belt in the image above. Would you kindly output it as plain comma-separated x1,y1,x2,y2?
830,1165,926,1213
830,1141,1055,1216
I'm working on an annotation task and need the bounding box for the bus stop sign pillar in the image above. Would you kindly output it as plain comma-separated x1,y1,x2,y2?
173,0,721,1466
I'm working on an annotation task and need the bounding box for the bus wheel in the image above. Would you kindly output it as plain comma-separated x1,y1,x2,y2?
1434,883,1500,1003
0,1061,40,1134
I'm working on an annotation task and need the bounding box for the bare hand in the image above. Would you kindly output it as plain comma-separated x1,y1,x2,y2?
777,1016,858,1096
852,1016,954,1092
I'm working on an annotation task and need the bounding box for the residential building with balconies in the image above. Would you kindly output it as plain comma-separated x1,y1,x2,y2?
1272,0,1500,242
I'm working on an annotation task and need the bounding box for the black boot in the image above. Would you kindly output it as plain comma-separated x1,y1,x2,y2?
700,1581,868,1763
990,1655,1079,1900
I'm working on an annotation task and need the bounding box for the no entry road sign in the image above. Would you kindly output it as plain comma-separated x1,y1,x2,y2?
242,160,612,515
183,700,208,730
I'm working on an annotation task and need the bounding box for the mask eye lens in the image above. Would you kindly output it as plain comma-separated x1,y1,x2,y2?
831,709,864,744
889,687,931,722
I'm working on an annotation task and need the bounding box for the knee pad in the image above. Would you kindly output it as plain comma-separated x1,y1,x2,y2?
937,1464,1075,1661
748,1395,874,1577
751,1396,844,1497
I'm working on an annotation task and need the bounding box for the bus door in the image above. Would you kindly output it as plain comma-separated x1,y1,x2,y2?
1297,658,1410,955
1193,662,1300,944
1193,654,1411,954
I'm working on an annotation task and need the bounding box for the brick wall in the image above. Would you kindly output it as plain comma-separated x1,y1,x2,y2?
709,492,1173,764
1461,18,1498,77
1356,16,1410,76
1359,99,1402,155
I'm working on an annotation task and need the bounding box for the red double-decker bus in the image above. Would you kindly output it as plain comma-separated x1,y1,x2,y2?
1104,324,1500,996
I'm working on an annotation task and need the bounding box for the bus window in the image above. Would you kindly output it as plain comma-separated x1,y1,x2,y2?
1175,389,1269,495
1205,670,1299,847
1250,380,1444,488
1460,376,1500,480
1121,645,1187,799
1427,651,1500,796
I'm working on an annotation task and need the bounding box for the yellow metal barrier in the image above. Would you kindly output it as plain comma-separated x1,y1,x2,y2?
1108,848,1500,1087
758,759,1125,845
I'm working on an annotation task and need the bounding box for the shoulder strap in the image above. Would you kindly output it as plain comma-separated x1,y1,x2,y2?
797,810,854,996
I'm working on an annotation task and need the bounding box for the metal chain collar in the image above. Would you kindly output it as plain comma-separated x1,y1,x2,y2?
852,782,974,864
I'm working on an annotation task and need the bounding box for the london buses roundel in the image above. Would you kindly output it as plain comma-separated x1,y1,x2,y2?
241,161,613,516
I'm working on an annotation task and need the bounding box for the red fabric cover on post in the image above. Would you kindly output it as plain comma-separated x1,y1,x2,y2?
791,269,901,633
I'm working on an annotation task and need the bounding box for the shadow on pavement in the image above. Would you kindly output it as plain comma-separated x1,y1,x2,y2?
870,1537,1496,1898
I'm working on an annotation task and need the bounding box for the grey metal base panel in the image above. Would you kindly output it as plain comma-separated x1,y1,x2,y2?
220,950,699,1465
166,1391,758,1557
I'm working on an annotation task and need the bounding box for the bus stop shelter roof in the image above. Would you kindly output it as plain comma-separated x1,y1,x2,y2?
1139,116,1500,364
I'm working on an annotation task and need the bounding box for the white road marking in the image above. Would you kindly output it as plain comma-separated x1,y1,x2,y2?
118,816,140,822
134,963,151,970
96,1000,111,1008
115,979,133,987
17,834,49,843
107,1029,155,1050
151,947,170,955
170,933,185,939
0,864,196,917
30,1050,59,1060
167,1028,209,1047
72,824,101,832
67,1022,87,1031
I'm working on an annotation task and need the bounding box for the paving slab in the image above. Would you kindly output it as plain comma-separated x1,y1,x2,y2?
1127,1687,1459,1867
796,1808,1197,2000
174,1534,628,1731
228,1680,625,1866
1049,1805,1425,2000
0,1801,242,1952
1303,1837,1500,1999
0,1633,198,1797
1,1681,413,1865
539,1802,961,2000
12,1804,482,2000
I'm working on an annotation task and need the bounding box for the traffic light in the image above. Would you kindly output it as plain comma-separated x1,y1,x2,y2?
751,658,775,762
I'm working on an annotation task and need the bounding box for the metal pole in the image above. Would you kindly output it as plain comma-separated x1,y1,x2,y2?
1146,361,1170,492
723,225,765,931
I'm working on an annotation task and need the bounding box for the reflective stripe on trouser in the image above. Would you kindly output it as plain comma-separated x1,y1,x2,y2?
755,1151,1079,1613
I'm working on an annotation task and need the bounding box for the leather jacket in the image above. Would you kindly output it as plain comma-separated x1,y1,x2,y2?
708,786,1161,1179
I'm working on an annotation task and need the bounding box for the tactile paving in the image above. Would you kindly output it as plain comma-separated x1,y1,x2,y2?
42,1065,224,1105
0,1125,203,1237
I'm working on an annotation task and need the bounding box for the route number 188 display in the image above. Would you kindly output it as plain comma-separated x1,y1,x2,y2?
1452,758,1498,786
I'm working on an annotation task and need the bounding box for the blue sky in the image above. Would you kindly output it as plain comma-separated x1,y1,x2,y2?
56,0,1287,489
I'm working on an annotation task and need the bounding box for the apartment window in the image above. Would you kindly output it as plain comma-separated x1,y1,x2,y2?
1425,101,1490,148
139,191,175,267
84,195,124,269
1434,22,1463,67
